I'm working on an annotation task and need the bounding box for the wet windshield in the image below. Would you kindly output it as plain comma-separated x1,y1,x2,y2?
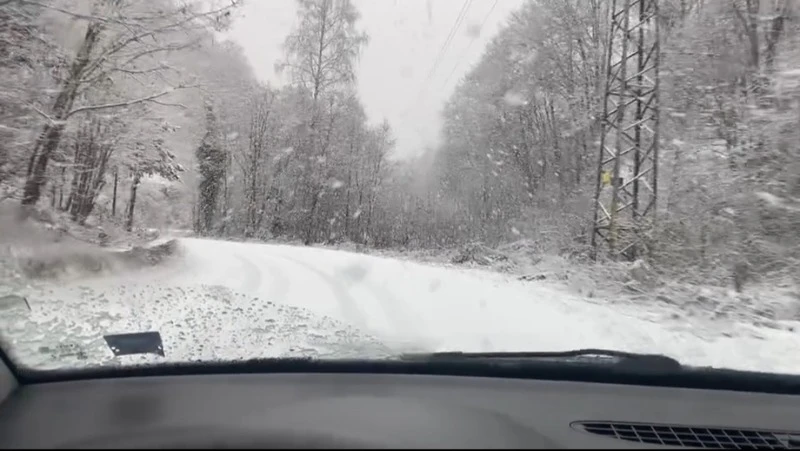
1,0,799,374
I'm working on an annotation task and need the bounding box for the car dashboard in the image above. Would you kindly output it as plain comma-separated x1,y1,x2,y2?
2,358,800,449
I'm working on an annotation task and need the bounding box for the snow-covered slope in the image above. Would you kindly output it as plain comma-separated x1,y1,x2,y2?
2,238,800,374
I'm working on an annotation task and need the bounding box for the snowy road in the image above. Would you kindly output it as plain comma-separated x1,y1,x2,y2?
3,237,800,373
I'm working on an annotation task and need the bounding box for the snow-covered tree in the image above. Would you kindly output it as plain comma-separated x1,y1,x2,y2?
277,0,369,243
17,0,239,207
195,102,225,235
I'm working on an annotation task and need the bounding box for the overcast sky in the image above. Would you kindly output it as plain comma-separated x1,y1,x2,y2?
225,0,525,159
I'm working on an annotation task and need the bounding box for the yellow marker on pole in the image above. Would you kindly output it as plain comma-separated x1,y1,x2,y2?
601,170,612,187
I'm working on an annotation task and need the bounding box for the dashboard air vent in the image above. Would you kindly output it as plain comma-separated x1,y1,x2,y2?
572,421,800,449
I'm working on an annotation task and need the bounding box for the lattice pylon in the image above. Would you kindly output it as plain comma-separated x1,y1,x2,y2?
591,0,660,261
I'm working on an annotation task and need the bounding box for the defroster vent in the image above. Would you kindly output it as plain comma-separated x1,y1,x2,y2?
572,421,800,449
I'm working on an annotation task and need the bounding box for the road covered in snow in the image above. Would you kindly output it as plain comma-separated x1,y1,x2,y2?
2,237,800,374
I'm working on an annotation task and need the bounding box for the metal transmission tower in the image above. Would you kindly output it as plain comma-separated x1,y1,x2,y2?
591,0,661,260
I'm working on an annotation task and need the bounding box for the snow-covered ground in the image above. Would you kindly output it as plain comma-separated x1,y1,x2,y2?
2,237,800,374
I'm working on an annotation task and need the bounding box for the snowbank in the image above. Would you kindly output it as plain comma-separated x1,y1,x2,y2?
0,203,182,290
281,238,800,338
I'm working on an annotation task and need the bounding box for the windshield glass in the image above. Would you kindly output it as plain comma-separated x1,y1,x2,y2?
1,0,799,374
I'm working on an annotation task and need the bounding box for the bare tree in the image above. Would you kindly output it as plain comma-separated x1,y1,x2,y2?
278,0,369,101
125,136,183,232
236,87,276,237
277,0,368,244
64,117,114,224
19,0,239,206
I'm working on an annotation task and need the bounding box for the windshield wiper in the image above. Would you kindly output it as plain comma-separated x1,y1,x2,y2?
400,348,682,372
104,331,165,357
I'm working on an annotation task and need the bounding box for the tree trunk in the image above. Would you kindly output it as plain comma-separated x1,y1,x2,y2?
21,22,103,206
112,167,118,217
303,186,320,245
126,171,141,232
78,149,109,223
344,167,352,238
24,121,68,206
67,121,111,224
58,166,66,210
245,153,259,237
49,175,56,208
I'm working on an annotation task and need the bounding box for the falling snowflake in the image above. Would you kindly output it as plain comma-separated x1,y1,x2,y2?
503,90,527,106
466,23,482,38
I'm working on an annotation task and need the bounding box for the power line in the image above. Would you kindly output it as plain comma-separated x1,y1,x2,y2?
399,0,474,118
440,0,499,91
423,0,474,84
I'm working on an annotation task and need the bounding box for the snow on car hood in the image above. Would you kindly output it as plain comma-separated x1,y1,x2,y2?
0,281,394,371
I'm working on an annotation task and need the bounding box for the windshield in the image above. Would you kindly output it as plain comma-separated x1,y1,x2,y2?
1,0,799,375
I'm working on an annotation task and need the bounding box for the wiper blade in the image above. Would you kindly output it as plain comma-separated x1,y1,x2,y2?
104,331,165,357
400,348,682,371
416,348,677,361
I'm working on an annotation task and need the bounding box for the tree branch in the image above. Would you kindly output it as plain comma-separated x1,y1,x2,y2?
0,92,60,125
66,85,196,118
16,1,126,25
81,61,172,87
26,103,58,124
83,2,239,77
149,99,189,109
117,39,199,69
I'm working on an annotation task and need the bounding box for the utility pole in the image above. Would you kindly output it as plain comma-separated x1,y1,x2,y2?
591,0,661,261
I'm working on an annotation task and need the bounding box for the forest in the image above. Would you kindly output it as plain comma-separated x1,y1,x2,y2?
1,0,799,289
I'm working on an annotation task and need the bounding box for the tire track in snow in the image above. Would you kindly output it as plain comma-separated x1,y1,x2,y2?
357,279,436,352
234,254,263,293
336,261,423,339
250,253,291,302
237,253,291,304
264,252,369,331
269,250,432,351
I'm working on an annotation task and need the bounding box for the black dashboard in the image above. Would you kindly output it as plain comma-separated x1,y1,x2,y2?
2,360,800,449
